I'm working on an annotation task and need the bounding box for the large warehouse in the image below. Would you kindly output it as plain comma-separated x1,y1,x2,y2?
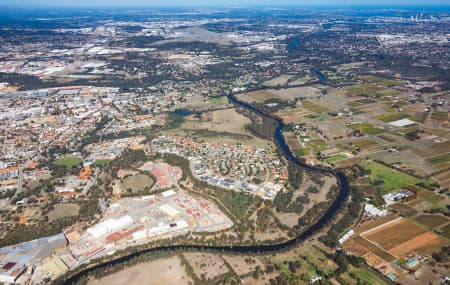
87,215,134,239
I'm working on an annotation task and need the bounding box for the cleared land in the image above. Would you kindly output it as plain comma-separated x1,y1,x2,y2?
120,174,154,194
48,203,80,221
362,218,426,251
88,255,192,285
389,231,449,256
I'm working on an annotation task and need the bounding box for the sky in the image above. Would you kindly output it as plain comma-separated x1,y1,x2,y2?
1,0,449,7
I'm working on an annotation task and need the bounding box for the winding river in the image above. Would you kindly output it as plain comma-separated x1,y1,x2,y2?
63,94,350,284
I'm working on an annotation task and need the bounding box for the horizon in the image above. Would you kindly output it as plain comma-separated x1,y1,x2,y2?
1,0,449,8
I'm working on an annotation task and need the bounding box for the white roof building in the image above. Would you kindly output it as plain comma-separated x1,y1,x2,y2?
159,204,180,218
365,203,388,217
87,215,133,239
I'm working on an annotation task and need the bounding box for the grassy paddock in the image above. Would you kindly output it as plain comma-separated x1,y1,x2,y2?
53,157,83,168
363,162,420,193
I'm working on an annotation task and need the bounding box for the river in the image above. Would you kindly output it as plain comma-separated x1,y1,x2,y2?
63,94,350,284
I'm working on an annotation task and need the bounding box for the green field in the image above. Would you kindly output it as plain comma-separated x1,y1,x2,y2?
94,159,111,166
53,157,83,168
353,139,379,149
363,162,420,193
350,123,385,135
376,113,409,122
294,148,308,157
324,153,347,164
301,100,329,113
207,96,227,104
308,140,329,152
350,269,386,285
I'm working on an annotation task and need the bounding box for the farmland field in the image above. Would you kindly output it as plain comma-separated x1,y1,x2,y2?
363,218,426,250
440,224,450,239
363,162,420,193
294,148,308,157
426,153,450,169
431,110,449,121
300,100,329,113
376,113,409,122
389,231,450,256
324,153,347,163
414,214,449,229
349,123,385,135
308,139,329,152
389,203,417,217
353,139,380,149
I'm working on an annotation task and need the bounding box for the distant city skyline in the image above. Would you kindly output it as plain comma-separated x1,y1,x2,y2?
1,0,449,7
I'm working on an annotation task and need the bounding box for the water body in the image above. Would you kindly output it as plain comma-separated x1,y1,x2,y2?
310,67,327,83
171,108,192,117
64,94,350,284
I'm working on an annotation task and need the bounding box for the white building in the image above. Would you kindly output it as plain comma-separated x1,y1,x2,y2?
87,215,133,238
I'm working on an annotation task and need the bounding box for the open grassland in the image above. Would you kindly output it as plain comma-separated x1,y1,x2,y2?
53,156,82,168
88,255,192,285
48,203,80,221
276,106,311,123
237,90,281,103
363,162,420,193
262,74,293,87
